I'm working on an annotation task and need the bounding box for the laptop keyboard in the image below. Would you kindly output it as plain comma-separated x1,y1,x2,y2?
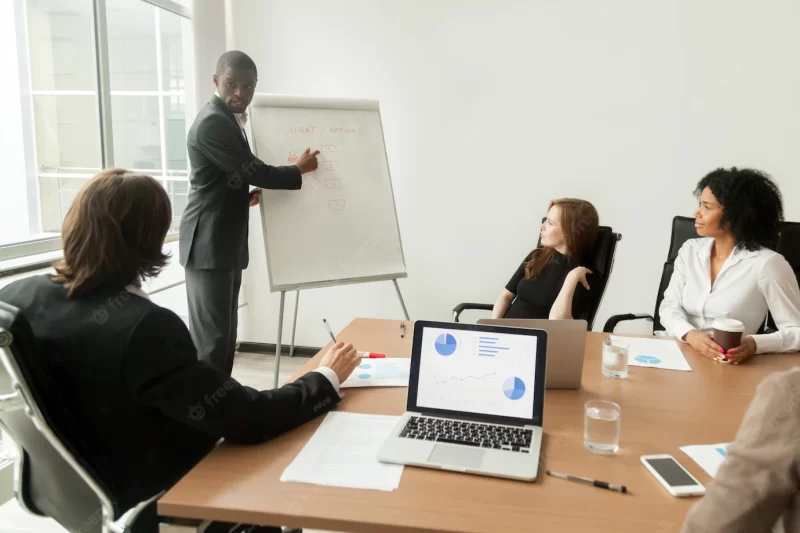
399,416,533,453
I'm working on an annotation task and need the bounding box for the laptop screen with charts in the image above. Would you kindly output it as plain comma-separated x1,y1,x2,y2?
407,321,548,426
378,321,548,481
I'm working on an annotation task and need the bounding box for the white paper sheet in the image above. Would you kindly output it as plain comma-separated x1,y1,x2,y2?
341,358,411,388
280,412,404,491
680,443,731,477
611,336,692,372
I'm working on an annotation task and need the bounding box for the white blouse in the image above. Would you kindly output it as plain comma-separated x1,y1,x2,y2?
659,238,800,354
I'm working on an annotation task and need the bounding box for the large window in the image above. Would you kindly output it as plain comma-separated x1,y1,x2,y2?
0,0,191,260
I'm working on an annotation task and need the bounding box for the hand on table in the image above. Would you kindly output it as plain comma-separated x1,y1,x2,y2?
684,330,725,361
318,342,360,383
725,336,757,364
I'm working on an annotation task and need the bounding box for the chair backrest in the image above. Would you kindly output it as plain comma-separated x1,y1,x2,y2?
536,220,623,329
0,301,111,533
652,216,699,331
776,221,800,280
767,221,800,330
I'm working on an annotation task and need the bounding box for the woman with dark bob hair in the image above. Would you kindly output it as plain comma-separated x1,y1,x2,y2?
659,167,800,363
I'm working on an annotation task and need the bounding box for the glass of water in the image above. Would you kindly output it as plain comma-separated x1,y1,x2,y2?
602,338,629,378
584,400,621,455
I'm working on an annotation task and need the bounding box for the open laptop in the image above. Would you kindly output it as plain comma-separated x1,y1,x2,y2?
377,320,547,481
477,319,587,389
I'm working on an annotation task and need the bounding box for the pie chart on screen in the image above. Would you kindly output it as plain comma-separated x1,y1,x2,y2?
503,377,526,400
435,333,457,356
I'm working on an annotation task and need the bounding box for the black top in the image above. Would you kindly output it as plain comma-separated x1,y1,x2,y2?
179,95,302,270
0,276,340,513
503,250,593,320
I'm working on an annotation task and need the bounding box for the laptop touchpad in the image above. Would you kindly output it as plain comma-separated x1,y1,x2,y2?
428,444,485,469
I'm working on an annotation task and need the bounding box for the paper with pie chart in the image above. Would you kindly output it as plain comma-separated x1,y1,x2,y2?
415,328,538,419
341,358,411,388
611,336,692,372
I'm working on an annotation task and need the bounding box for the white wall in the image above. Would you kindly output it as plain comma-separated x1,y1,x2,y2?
226,0,800,348
0,0,31,246
188,0,227,120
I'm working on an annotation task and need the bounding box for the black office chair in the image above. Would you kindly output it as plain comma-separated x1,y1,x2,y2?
452,224,622,330
602,216,696,333
767,221,800,330
603,217,800,333
0,302,160,533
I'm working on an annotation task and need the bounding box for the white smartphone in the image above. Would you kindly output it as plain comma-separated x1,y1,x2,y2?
641,454,706,497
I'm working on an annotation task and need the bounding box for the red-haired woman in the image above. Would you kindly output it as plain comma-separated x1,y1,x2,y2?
492,198,600,321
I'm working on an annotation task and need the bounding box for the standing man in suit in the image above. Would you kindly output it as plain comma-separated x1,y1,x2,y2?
180,50,319,373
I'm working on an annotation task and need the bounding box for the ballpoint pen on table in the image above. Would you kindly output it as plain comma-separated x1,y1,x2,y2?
545,470,627,494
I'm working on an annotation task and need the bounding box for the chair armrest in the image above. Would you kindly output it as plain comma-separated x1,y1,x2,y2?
0,389,25,412
452,303,493,323
603,314,654,333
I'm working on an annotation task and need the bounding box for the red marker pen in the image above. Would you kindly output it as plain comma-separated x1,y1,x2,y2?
357,351,386,359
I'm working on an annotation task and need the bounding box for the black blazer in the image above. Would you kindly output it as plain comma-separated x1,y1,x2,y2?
0,276,340,513
179,95,302,269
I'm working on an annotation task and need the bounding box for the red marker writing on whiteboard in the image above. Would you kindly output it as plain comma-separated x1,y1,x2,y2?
358,351,386,359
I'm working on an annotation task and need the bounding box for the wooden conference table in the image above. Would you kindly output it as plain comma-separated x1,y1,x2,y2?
159,319,799,533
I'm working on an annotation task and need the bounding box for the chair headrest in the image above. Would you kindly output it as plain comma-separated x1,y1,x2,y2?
668,217,699,263
588,227,616,277
777,222,800,272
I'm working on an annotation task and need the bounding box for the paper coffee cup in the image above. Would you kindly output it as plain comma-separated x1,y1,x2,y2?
712,318,746,352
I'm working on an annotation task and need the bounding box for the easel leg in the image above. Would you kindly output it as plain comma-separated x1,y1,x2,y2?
392,279,410,320
273,291,286,389
289,290,300,357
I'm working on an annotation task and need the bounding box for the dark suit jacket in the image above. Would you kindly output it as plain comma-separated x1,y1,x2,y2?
0,276,340,513
179,95,302,269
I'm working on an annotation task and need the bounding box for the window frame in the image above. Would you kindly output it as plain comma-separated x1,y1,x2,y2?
0,0,191,264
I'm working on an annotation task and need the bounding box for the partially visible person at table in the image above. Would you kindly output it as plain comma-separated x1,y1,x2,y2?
492,198,599,320
0,169,359,533
659,167,800,363
681,367,800,533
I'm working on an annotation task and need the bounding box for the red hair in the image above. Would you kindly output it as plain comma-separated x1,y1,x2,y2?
524,198,599,279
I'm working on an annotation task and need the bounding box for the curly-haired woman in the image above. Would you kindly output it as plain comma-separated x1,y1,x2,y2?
660,167,800,363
